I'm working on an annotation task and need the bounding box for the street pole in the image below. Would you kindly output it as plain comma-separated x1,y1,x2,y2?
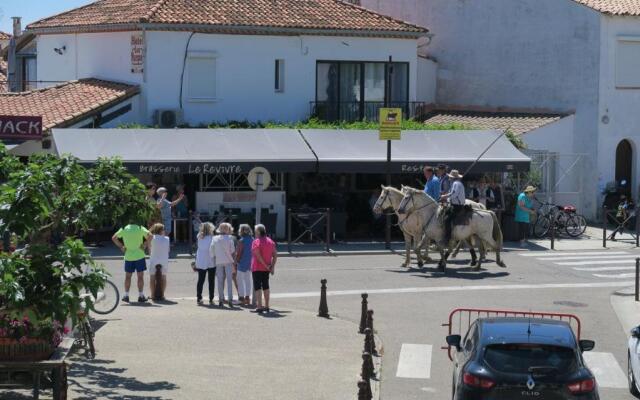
385,55,393,250
255,172,263,225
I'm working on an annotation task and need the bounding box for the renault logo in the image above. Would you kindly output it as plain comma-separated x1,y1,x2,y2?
526,375,536,390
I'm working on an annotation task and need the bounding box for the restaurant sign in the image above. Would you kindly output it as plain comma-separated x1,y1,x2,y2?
131,33,144,74
0,115,43,140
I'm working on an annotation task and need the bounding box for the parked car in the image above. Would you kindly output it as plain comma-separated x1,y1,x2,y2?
628,325,640,397
447,317,598,399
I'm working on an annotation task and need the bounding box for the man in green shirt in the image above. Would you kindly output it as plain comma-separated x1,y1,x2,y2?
112,224,152,303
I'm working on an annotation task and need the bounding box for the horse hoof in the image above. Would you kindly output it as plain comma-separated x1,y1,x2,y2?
472,266,481,272
469,260,477,267
498,261,507,268
451,253,458,259
417,262,424,268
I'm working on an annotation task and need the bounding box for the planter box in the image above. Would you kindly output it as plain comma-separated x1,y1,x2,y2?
0,338,54,362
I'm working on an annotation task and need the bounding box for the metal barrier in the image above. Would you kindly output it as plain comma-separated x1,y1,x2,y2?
442,308,582,361
602,205,639,248
287,208,331,253
636,258,639,303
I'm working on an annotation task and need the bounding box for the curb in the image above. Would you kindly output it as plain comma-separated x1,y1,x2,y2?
610,286,638,336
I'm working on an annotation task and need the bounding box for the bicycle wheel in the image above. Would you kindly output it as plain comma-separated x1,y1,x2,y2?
534,215,551,238
89,280,120,315
84,320,95,359
566,214,587,237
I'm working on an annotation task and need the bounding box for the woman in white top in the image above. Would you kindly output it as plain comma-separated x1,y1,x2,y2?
193,222,215,305
148,223,170,300
211,222,236,307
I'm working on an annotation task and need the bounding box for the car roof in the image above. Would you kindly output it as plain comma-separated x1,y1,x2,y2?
477,317,577,348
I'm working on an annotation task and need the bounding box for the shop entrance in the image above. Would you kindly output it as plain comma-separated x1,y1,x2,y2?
615,139,633,196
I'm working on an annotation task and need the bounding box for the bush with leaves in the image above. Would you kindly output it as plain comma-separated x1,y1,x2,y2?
0,144,153,343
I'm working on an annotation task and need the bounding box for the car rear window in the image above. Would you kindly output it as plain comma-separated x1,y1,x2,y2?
484,344,578,374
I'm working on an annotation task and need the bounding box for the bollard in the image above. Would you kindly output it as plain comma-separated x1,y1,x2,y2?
362,351,374,381
636,207,640,248
603,206,607,248
366,309,375,333
364,327,377,356
357,379,372,400
550,215,555,250
635,258,640,301
359,293,369,334
318,279,329,318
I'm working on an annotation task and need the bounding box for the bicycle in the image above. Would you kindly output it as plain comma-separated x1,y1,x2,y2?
533,201,587,238
86,279,120,315
74,309,95,359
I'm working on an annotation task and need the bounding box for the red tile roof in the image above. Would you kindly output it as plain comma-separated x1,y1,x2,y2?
0,31,10,40
0,79,139,131
423,109,570,136
571,0,640,15
27,0,427,36
0,61,7,94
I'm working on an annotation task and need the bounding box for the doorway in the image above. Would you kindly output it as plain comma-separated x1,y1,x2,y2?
615,139,633,195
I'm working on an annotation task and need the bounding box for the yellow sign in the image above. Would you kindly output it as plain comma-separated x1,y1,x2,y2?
379,108,402,140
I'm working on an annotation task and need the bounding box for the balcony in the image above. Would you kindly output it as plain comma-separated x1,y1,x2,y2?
309,101,430,122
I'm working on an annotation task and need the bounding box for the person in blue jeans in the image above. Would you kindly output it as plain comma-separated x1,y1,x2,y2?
515,186,536,247
235,224,254,306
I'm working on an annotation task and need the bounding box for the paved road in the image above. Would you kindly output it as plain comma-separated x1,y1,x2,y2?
95,247,638,400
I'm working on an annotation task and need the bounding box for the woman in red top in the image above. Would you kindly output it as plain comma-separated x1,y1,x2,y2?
251,224,277,314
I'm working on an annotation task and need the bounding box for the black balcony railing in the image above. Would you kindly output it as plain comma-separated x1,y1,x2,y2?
309,101,430,122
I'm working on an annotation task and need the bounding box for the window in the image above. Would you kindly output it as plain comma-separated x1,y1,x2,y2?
275,59,285,92
186,52,217,101
616,37,640,88
484,344,578,374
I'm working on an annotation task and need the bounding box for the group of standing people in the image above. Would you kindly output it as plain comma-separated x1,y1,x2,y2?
194,222,277,313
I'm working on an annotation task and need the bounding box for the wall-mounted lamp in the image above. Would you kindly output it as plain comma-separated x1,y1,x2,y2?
53,46,66,55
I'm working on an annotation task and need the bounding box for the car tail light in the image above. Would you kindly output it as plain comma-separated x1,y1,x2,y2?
463,372,496,389
567,378,595,394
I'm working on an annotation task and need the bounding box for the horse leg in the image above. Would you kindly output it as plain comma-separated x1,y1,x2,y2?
437,246,447,272
451,241,463,258
402,233,411,268
469,245,478,268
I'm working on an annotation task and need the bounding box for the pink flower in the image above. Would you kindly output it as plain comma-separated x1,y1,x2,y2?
63,327,70,335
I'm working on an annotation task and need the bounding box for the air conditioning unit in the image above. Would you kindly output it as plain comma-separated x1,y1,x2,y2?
154,109,183,128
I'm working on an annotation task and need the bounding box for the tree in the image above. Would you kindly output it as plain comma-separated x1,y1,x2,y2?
0,144,154,339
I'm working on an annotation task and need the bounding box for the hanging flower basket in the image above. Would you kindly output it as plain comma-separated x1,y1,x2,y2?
0,337,54,361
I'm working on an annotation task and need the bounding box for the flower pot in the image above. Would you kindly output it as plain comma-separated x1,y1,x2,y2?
0,337,54,361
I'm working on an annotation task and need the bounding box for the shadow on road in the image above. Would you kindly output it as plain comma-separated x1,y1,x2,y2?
386,265,509,280
68,358,179,400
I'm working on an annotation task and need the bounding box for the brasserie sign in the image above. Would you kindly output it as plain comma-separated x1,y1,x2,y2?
0,115,43,140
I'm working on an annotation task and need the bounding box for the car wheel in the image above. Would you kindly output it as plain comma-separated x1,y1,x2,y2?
629,353,640,397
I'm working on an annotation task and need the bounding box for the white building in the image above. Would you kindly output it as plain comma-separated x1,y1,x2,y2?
361,0,640,218
26,0,433,127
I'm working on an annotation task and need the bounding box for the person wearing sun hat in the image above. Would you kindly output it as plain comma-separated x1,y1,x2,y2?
440,169,466,244
515,185,537,247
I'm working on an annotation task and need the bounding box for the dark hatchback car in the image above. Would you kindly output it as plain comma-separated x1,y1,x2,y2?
447,317,598,400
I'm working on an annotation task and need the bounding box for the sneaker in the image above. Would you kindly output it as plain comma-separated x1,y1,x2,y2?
219,301,224,308
122,295,130,303
138,295,148,303
197,298,203,305
209,299,214,305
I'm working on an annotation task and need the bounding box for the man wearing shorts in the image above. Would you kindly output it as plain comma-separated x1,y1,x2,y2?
112,224,152,303
251,224,277,314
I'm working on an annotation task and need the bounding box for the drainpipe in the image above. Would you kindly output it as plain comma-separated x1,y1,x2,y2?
7,17,21,92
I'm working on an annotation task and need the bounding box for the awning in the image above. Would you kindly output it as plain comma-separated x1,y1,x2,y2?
52,129,318,174
300,129,530,173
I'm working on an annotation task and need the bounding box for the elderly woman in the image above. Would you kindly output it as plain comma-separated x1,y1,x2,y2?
515,186,537,247
194,222,216,305
211,222,236,307
251,224,277,314
235,224,254,306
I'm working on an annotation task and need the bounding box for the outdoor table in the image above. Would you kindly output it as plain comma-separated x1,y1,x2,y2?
0,337,74,399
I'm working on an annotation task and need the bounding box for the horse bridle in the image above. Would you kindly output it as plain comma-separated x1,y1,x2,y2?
375,189,396,216
398,190,438,229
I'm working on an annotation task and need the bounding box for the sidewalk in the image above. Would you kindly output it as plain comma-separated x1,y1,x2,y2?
611,286,640,336
4,302,363,399
527,225,640,251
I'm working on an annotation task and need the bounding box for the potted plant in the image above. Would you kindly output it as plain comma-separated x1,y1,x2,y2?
0,145,153,360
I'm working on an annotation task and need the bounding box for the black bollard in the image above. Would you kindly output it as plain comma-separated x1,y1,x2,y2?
359,293,369,334
318,279,329,318
364,327,377,356
357,379,372,400
366,309,375,332
362,351,374,381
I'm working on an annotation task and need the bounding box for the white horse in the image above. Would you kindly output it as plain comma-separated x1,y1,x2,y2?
372,186,430,268
397,187,506,272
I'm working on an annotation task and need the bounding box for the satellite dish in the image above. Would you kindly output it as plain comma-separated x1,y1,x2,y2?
247,167,271,191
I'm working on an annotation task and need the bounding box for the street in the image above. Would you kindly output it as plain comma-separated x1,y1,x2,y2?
91,246,638,399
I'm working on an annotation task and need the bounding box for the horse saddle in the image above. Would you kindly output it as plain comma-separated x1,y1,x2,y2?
453,205,474,226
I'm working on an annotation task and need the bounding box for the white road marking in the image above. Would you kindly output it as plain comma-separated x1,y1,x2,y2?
556,259,639,266
532,255,638,261
518,251,629,257
582,352,628,389
592,273,635,279
396,344,432,379
573,266,636,272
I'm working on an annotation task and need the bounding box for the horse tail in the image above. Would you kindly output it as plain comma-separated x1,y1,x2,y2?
490,211,503,250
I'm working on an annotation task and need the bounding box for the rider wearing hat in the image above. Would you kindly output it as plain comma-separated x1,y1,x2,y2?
440,169,466,244
437,164,451,197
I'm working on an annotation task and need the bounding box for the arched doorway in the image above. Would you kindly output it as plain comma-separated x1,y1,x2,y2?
615,139,633,195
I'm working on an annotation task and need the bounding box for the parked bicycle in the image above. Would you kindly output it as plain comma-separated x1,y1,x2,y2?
533,200,587,238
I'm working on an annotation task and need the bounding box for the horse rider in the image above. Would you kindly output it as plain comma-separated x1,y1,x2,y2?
437,164,451,198
423,166,440,200
440,169,466,245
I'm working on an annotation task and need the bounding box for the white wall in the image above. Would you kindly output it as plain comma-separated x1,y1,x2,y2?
417,56,436,103
598,16,640,203
36,31,420,125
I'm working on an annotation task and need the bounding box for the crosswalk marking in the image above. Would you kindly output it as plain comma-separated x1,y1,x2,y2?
593,273,635,279
518,251,628,257
557,259,639,266
532,255,637,261
573,266,636,272
583,352,628,389
396,344,432,379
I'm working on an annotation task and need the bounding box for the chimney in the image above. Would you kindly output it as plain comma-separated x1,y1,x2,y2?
12,17,22,38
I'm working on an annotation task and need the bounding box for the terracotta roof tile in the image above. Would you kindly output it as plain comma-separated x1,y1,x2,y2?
571,0,640,15
0,31,11,40
423,110,569,136
0,79,139,131
27,0,426,35
0,60,7,94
